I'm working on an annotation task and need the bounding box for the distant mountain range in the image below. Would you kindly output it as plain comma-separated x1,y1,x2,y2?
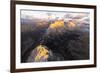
21,12,89,62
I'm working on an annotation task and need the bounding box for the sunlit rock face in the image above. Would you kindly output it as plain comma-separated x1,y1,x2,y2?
49,20,65,29
27,45,49,62
46,20,67,36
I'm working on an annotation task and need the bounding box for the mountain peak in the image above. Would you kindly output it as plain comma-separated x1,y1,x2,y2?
49,20,65,29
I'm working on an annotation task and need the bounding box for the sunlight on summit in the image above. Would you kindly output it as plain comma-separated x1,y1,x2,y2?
34,45,49,62
49,20,65,29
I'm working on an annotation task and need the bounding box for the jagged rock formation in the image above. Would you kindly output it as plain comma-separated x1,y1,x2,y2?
21,11,89,62
27,20,89,62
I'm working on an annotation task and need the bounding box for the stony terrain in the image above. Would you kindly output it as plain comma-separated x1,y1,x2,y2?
21,11,90,62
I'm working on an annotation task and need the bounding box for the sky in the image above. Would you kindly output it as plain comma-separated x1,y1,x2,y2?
21,10,89,21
